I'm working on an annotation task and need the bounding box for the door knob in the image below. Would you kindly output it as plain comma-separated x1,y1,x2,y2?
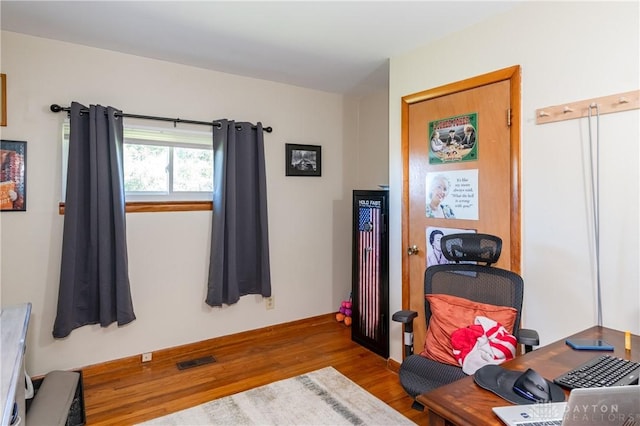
407,245,420,255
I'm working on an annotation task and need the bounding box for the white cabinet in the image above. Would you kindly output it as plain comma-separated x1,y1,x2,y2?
1,303,31,426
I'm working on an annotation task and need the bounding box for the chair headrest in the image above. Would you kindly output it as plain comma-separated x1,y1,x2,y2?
440,233,502,265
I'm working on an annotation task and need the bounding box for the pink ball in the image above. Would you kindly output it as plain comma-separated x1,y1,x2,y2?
344,302,352,309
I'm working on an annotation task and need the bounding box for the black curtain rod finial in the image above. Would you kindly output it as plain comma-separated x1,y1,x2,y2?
50,104,65,113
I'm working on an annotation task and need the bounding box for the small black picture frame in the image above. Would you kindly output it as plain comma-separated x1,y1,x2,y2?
1,139,27,211
285,143,321,177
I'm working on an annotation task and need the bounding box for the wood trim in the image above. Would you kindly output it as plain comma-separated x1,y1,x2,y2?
400,99,411,309
401,66,519,105
386,357,401,373
81,313,336,379
509,67,522,274
400,65,523,354
1,73,6,127
59,200,213,215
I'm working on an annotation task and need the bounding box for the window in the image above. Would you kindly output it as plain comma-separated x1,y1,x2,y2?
62,122,213,203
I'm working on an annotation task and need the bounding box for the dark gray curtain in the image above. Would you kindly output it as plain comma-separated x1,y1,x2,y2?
206,120,271,306
53,102,136,338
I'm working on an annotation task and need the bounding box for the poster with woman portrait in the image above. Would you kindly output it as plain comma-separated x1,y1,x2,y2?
428,113,478,164
425,170,478,220
426,226,476,267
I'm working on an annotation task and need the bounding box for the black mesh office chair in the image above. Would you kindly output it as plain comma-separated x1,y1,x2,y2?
393,233,539,410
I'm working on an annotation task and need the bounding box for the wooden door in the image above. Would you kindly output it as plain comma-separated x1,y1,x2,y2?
401,66,522,355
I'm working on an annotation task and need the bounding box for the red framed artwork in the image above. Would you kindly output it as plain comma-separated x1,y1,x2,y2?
1,140,27,211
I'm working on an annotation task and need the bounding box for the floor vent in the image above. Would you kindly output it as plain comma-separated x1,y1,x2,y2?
176,355,216,370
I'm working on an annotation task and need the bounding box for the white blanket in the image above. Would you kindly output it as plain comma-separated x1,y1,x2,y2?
451,316,517,375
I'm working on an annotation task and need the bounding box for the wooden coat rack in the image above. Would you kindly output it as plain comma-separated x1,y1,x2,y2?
536,89,639,125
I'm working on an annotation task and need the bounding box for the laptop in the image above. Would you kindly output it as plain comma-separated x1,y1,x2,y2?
493,385,640,426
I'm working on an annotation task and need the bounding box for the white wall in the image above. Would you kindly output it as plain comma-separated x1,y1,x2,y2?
0,31,360,375
6,1,636,376
348,87,390,190
389,1,639,362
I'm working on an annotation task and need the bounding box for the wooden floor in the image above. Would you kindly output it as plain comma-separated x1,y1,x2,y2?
80,314,428,425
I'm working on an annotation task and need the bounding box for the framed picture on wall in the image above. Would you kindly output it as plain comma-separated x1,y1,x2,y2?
1,73,6,127
285,143,321,177
1,140,27,211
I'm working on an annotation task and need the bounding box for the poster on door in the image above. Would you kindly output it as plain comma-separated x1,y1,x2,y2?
426,169,479,220
428,113,478,164
426,226,476,267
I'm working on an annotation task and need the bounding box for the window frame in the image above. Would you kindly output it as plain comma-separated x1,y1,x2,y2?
60,121,214,214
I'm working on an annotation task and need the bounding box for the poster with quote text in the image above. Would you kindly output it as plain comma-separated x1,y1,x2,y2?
425,169,478,220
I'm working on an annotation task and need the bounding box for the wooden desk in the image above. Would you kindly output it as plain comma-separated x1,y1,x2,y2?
416,326,639,426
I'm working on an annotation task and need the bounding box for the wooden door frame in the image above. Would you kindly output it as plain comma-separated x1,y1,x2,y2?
400,65,522,309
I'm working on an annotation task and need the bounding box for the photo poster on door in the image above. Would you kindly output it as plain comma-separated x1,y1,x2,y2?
428,112,478,164
426,226,476,268
425,169,479,220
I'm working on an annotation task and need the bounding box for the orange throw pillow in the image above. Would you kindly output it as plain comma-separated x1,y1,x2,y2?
421,294,517,366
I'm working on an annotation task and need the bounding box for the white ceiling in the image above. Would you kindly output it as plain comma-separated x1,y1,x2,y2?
1,1,521,95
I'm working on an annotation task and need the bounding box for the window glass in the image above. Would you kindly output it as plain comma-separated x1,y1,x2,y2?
174,146,213,192
124,144,169,193
62,121,213,201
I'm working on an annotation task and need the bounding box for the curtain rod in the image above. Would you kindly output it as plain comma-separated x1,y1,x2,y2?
49,104,273,133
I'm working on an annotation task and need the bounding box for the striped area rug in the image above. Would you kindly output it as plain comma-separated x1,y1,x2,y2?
138,366,415,425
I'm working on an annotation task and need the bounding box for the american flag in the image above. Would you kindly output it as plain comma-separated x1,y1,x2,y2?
358,205,380,340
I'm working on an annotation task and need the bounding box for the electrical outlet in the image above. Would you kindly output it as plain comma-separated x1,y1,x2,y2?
142,352,152,362
265,296,275,310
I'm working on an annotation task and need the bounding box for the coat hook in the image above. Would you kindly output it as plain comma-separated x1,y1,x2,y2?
562,106,574,113
538,110,550,117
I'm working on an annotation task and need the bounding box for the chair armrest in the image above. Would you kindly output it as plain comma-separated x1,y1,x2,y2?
392,310,418,324
518,328,539,353
393,310,419,357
